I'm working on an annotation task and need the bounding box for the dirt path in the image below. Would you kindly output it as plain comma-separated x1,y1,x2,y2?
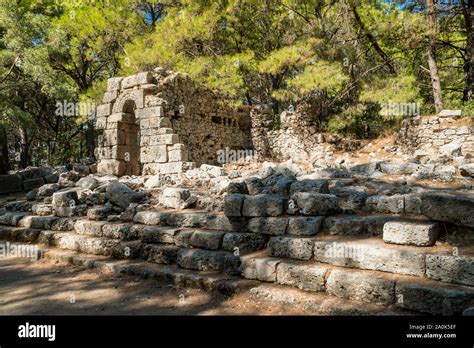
0,257,299,315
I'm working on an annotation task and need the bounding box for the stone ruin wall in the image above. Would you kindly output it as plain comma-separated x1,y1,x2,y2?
250,106,325,163
250,106,360,165
94,69,252,177
152,71,252,166
396,115,474,159
94,68,474,179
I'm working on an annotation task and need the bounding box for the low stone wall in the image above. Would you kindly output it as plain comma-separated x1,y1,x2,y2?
0,167,57,194
396,115,474,159
250,106,360,164
250,106,326,162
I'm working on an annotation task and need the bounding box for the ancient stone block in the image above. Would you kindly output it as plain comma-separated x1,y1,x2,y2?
289,179,329,195
460,164,474,178
108,113,136,123
154,134,179,145
276,261,327,291
365,194,405,214
143,244,178,264
268,236,313,260
140,145,168,163
133,211,162,225
122,72,153,89
326,269,395,305
395,281,474,315
107,77,123,91
105,181,146,209
74,220,106,237
383,221,439,246
96,103,112,117
101,129,126,146
149,117,171,129
97,159,127,177
329,186,367,210
102,90,118,104
159,187,190,209
168,144,188,162
176,249,229,272
247,217,288,235
142,162,194,175
242,194,285,217
420,191,474,228
189,230,225,250
240,256,280,282
141,226,179,244
224,194,245,217
87,206,112,221
52,190,79,217
290,192,342,215
313,240,425,276
96,116,107,129
426,254,474,287
221,232,267,252
136,106,163,119
287,217,323,236
377,162,422,175
0,212,29,226
404,194,422,214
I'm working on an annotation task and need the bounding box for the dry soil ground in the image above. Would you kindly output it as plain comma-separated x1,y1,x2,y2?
0,256,300,315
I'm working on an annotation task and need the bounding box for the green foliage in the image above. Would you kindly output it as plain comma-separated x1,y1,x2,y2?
0,0,473,169
327,103,396,139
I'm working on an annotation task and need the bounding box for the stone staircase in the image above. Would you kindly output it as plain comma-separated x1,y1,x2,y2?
1,184,474,315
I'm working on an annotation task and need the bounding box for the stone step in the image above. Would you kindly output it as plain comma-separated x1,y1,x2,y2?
112,240,241,274
176,248,240,274
0,212,31,226
383,220,440,246
38,231,142,258
321,214,430,236
140,226,268,252
0,225,41,243
0,212,75,231
72,218,268,253
249,284,411,315
133,210,247,231
73,219,139,240
267,235,474,286
241,255,474,315
31,246,257,295
18,215,74,231
0,224,250,274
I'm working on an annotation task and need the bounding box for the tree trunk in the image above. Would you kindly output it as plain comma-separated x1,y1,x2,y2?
0,124,10,174
426,0,444,112
86,119,96,159
18,126,30,169
351,6,396,75
462,0,474,101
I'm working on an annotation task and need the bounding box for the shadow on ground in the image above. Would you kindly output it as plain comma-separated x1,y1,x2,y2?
0,257,282,316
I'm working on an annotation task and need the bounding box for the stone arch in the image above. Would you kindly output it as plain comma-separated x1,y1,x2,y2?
112,89,145,114
122,99,137,114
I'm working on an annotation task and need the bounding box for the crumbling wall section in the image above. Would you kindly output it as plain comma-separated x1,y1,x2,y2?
153,70,252,166
250,106,361,165
397,115,474,159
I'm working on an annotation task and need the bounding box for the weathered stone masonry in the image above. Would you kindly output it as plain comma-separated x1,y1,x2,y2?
95,69,252,176
95,69,474,178
397,115,474,158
